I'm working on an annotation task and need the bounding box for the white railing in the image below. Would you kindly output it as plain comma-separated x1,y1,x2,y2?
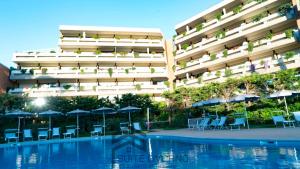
60,37,163,45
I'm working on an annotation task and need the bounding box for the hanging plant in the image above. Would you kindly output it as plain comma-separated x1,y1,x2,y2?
108,68,113,77
125,69,129,74
150,67,155,73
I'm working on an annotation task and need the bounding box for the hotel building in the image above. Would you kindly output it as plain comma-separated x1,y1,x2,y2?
173,0,300,87
9,26,171,100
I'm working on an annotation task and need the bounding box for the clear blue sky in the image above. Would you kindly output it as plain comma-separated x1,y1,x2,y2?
0,0,221,67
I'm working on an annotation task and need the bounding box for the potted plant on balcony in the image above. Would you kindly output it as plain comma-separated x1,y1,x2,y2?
75,49,81,54
134,52,140,58
41,68,47,75
150,68,155,74
108,68,113,77
233,5,242,14
224,68,232,77
92,34,100,39
95,49,101,55
63,84,72,90
210,53,217,61
215,30,226,39
94,69,97,74
284,51,295,60
164,81,170,87
50,50,56,53
125,69,129,74
29,69,34,75
179,61,187,69
182,44,189,50
197,76,203,84
215,71,221,77
265,31,273,40
135,84,142,91
252,12,267,22
115,36,121,40
72,67,77,70
215,12,222,21
20,69,27,74
79,86,85,91
80,69,85,74
279,2,295,19
285,29,294,39
248,42,254,53
183,79,188,84
223,49,228,58
196,23,203,32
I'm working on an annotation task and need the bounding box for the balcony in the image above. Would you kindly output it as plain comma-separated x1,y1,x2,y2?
175,11,293,61
174,0,285,43
176,50,300,87
59,37,164,48
10,67,168,80
13,52,166,64
9,84,168,97
175,31,297,76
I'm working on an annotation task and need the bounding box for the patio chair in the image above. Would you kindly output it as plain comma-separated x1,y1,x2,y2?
188,118,201,129
38,128,48,140
198,118,210,131
292,112,300,126
52,127,60,139
133,122,142,132
272,115,295,128
209,119,219,129
4,129,18,143
229,118,245,130
90,125,103,137
216,116,227,129
120,122,130,135
63,128,76,139
23,129,33,141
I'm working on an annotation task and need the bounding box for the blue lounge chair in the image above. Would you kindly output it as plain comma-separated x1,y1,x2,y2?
120,122,130,135
90,125,103,137
63,128,76,139
229,118,245,130
133,122,142,132
4,129,18,143
198,118,210,131
38,128,48,140
209,119,219,129
272,115,295,128
52,128,60,139
23,129,33,141
292,112,300,126
216,116,227,129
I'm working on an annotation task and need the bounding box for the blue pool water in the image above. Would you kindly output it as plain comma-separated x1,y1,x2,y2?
0,136,300,169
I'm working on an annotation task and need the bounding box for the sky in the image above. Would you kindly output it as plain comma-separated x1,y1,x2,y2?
0,0,221,67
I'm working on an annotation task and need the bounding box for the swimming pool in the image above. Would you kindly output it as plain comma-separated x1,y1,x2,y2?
0,135,300,169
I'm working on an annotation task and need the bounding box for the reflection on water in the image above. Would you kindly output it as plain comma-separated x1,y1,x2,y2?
0,138,300,169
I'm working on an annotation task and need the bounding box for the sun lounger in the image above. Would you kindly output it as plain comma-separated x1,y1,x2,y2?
198,118,210,130
63,128,76,139
23,129,33,141
133,122,142,132
38,128,48,140
4,129,18,143
52,127,60,139
292,112,300,126
209,119,219,129
229,118,245,130
272,115,295,128
120,122,130,135
90,125,103,137
216,116,227,129
188,118,201,129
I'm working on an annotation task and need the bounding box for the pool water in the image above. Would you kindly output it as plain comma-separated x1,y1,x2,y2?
0,136,300,169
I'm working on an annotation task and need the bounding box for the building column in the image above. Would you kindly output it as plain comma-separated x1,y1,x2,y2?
186,25,190,32
222,8,226,15
147,48,150,54
83,31,86,38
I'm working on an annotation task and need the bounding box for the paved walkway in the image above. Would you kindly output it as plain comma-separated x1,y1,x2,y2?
147,128,300,141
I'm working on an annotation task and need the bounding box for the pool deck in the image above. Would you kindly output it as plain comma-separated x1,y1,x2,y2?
147,127,300,141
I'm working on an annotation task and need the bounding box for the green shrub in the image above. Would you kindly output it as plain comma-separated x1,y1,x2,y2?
95,49,101,55
248,42,254,52
252,12,267,22
265,31,273,40
284,51,295,60
125,69,129,74
210,53,217,60
182,44,189,50
215,12,222,21
196,23,203,32
233,5,242,14
224,68,232,77
179,61,187,69
285,29,293,39
215,30,226,39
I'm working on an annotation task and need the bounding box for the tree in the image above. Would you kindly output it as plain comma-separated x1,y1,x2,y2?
0,94,28,113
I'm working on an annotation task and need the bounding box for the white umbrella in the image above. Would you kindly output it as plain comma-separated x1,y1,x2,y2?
5,110,33,139
67,109,90,137
38,110,63,134
92,107,116,136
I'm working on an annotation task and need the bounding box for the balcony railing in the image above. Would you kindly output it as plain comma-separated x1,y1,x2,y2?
10,68,168,79
176,51,300,87
175,11,290,60
9,84,168,97
175,31,296,75
174,0,280,42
